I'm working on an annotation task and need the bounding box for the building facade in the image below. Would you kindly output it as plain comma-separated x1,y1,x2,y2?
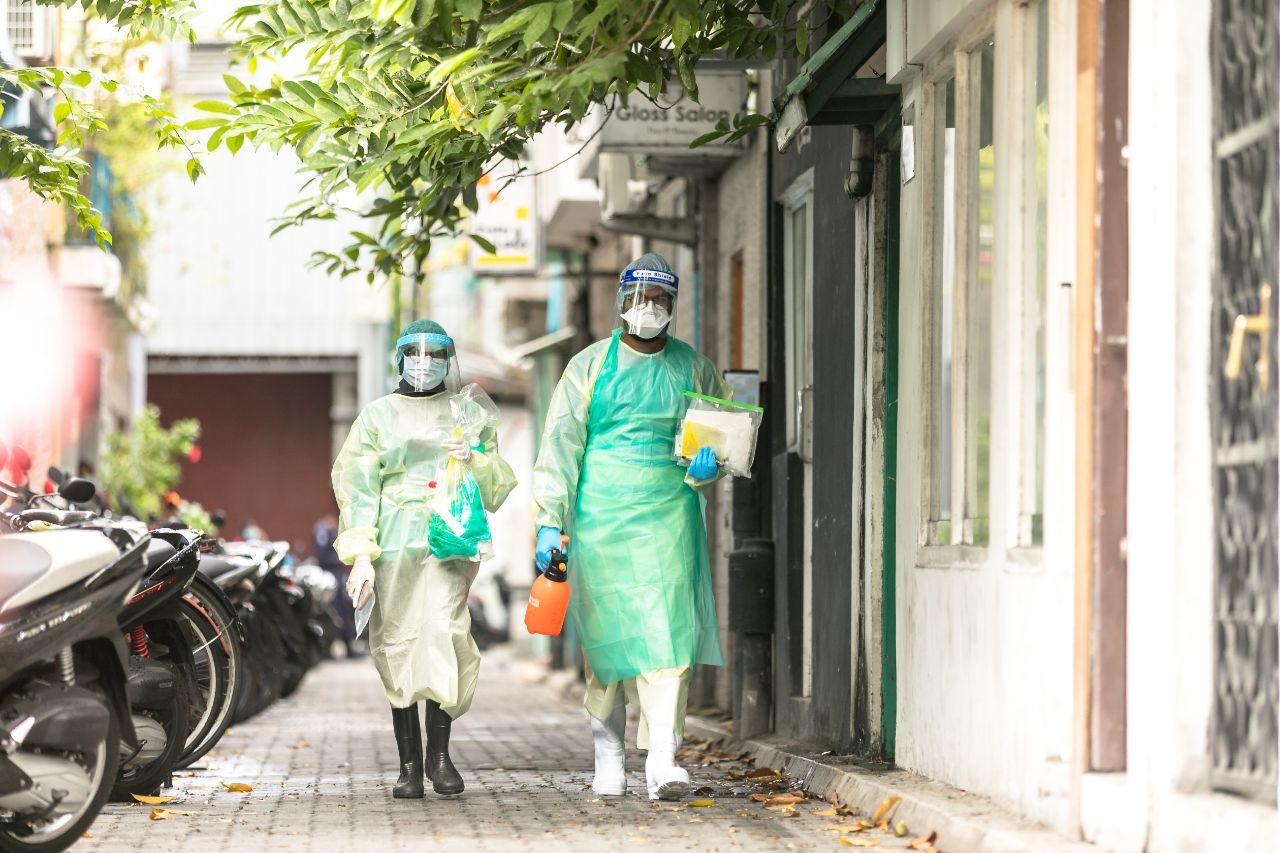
722,0,1280,849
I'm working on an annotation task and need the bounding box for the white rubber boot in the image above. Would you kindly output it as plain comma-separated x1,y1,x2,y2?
590,700,627,796
644,729,690,801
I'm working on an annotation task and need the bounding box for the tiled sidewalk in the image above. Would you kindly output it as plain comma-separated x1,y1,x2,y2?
82,650,907,852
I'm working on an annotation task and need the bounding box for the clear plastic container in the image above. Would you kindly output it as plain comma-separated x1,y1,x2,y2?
674,391,764,478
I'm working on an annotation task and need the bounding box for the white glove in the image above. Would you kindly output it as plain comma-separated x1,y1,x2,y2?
347,556,374,609
441,435,472,462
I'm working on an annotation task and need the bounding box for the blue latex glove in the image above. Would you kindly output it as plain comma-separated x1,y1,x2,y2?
688,446,719,481
536,526,562,572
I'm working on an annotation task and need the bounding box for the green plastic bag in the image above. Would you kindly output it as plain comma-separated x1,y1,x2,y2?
427,453,492,559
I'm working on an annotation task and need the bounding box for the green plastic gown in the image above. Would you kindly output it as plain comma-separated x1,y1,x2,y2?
533,330,729,685
332,389,516,714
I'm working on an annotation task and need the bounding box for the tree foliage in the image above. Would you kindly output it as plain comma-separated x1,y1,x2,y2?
195,0,849,281
99,404,200,520
0,0,198,246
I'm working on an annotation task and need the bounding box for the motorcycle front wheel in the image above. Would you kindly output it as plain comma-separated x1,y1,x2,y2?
110,657,192,800
175,574,244,769
0,691,120,853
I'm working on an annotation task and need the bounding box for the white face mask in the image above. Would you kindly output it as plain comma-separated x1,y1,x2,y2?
402,355,447,391
620,302,671,340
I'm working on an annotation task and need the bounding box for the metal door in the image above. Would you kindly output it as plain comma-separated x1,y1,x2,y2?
1209,0,1279,803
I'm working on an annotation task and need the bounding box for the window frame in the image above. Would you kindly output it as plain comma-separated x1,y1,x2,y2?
919,19,999,551
1012,0,1052,550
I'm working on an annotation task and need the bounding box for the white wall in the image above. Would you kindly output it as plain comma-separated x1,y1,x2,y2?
891,0,1076,832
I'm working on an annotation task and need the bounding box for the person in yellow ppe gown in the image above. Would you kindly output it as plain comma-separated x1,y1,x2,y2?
333,319,516,800
532,253,730,801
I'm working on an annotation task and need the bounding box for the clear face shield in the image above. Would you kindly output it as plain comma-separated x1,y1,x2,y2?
394,332,461,393
616,268,678,340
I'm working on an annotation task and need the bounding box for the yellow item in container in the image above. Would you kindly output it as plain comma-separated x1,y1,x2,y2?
678,421,727,460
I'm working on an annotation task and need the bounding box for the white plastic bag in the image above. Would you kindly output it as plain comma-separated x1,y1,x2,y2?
674,391,764,478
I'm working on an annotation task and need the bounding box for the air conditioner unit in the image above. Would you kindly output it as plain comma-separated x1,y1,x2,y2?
4,0,56,62
598,153,649,220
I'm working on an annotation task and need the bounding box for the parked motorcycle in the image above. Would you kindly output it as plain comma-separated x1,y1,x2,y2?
110,527,203,799
0,460,147,852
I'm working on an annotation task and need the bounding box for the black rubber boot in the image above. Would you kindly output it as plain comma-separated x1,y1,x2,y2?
424,700,464,795
391,705,424,799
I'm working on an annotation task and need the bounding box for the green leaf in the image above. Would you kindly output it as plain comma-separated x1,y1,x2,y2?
53,101,71,124
223,73,247,94
796,20,809,58
575,0,618,34
676,58,697,100
70,70,92,88
426,47,481,85
523,5,553,49
689,128,725,148
194,99,237,115
469,233,496,254
672,15,693,52
186,117,229,130
186,157,204,182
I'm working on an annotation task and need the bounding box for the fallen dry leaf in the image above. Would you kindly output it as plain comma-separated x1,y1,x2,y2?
907,831,941,853
765,804,797,813
130,794,173,805
148,808,192,821
747,767,784,780
288,741,310,749
811,807,838,816
82,833,92,838
838,839,878,848
871,795,901,824
895,820,909,837
221,782,253,793
767,794,805,805
688,817,703,824
749,793,772,802
687,799,714,807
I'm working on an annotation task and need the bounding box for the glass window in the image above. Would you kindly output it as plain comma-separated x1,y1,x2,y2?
928,75,957,545
965,38,996,546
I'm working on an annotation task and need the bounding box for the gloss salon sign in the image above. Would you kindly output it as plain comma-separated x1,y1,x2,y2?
600,71,749,153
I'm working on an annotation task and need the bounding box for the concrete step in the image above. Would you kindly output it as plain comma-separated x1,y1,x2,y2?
685,714,1101,853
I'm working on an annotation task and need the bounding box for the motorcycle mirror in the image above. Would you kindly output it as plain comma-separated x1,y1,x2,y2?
47,465,67,486
58,477,97,504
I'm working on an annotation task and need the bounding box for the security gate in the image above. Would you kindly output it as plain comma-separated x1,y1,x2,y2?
1209,0,1280,803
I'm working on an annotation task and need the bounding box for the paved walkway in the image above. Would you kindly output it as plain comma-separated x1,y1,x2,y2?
83,651,917,852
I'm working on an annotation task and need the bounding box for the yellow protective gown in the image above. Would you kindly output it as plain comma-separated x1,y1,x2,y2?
332,388,516,715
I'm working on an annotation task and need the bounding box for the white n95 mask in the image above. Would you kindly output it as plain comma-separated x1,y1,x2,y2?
621,302,671,340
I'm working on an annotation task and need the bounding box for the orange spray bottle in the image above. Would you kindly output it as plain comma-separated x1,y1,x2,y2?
525,539,570,636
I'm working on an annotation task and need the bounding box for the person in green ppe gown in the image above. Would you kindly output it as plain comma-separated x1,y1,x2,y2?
332,319,517,800
532,253,730,801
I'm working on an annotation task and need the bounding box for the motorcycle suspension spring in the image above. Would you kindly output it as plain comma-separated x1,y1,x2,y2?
130,625,150,657
57,647,75,685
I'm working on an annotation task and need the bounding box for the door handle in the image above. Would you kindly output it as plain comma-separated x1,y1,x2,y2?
796,385,814,464
1224,283,1272,391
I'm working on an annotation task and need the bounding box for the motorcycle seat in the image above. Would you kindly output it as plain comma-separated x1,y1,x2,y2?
146,538,178,570
198,553,257,589
0,530,121,613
